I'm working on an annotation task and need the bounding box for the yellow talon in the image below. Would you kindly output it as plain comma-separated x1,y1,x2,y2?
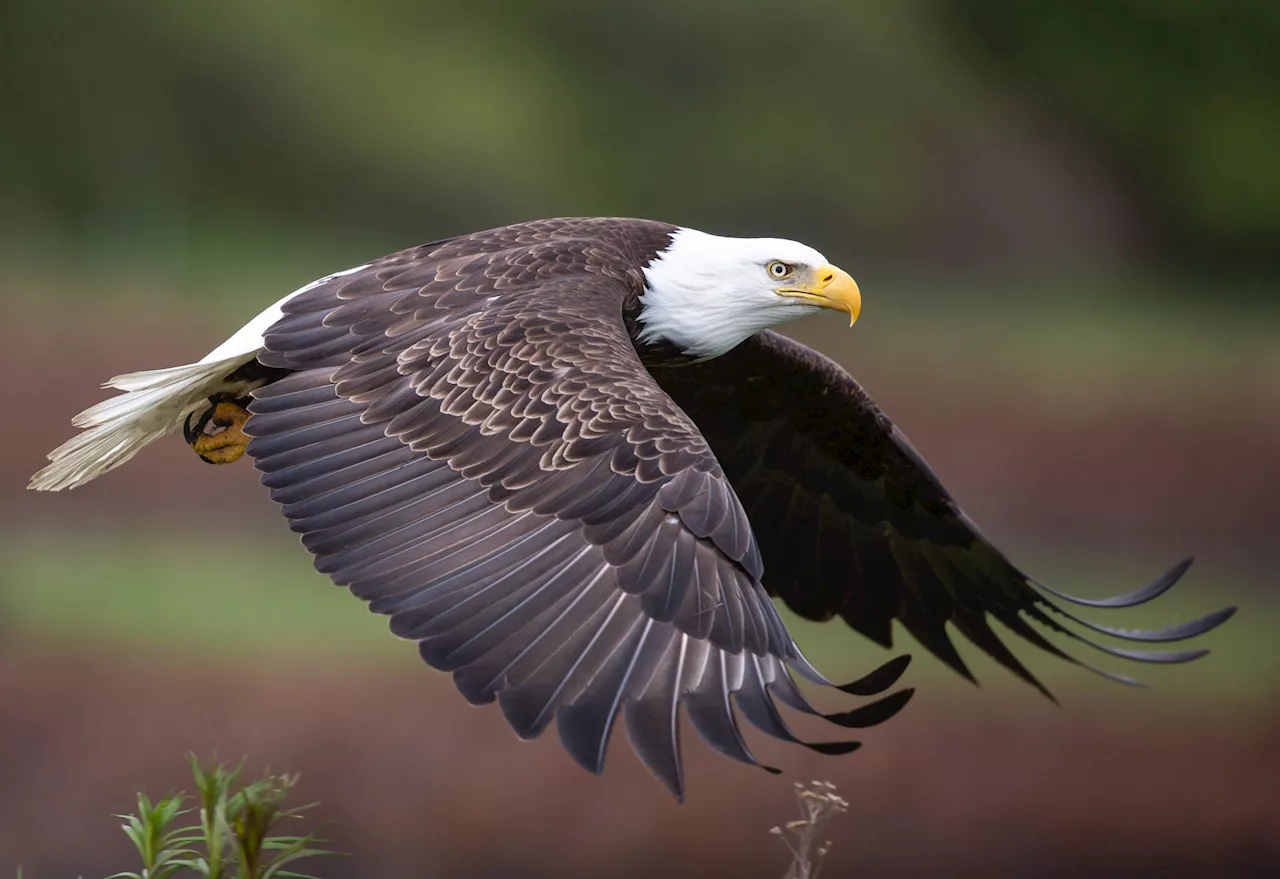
190,401,251,465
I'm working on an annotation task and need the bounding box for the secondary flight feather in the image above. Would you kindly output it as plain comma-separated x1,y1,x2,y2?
29,217,1233,800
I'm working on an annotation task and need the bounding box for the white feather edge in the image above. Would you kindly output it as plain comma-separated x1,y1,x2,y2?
28,264,367,492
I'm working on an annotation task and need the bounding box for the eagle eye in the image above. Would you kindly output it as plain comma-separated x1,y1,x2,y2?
767,261,793,280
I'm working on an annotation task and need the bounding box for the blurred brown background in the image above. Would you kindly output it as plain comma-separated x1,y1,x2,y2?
1,1,1277,876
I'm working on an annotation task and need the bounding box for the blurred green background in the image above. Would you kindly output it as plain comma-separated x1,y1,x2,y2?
2,2,1277,877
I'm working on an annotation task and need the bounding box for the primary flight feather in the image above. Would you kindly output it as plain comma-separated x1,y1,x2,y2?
29,217,1233,800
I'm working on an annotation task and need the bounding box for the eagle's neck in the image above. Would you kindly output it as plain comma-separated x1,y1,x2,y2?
634,280,771,360
634,228,818,360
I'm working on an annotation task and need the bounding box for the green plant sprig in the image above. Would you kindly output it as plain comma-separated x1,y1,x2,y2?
106,755,336,879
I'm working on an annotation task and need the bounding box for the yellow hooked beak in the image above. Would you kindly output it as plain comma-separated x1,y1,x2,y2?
779,264,861,326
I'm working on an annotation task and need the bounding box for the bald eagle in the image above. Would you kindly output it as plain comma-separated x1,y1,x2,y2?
30,218,1231,799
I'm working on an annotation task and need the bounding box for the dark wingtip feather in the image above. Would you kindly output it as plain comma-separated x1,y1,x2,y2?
1012,619,1153,690
1061,605,1237,643
822,688,915,729
623,696,685,802
1084,666,1150,688
1079,642,1212,664
835,655,913,696
734,659,872,759
955,613,1057,701
684,688,766,770
804,741,864,756
1035,557,1193,609
905,621,977,684
556,701,616,776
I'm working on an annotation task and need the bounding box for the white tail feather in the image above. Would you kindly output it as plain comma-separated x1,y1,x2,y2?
29,353,256,492
29,262,368,493
104,363,228,393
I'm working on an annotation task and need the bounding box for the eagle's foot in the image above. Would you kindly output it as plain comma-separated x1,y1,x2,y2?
186,399,251,465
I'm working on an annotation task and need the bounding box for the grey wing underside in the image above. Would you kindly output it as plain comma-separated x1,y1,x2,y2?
247,370,912,799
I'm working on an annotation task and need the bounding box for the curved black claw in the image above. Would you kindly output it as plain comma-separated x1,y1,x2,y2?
182,397,219,446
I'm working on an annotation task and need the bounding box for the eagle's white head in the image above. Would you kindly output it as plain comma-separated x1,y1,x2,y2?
636,227,861,359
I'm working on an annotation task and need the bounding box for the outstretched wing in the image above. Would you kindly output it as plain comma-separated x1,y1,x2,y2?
654,330,1235,698
246,225,911,799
